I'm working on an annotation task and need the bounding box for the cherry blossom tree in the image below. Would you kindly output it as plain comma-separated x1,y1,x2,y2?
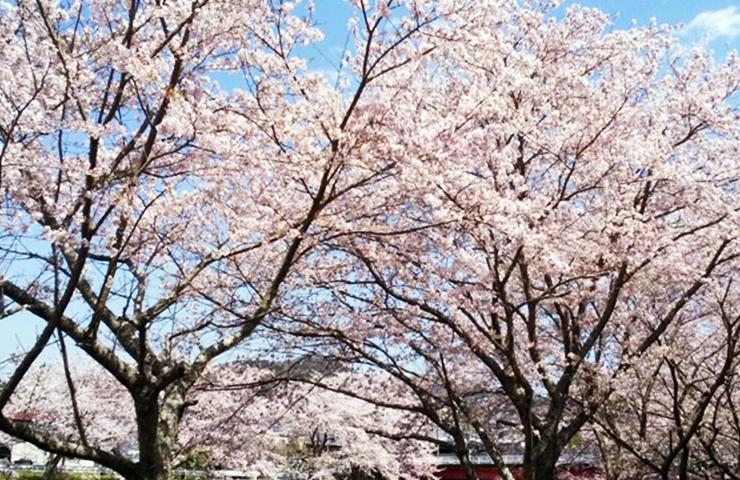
593,279,740,479
1,1,739,480
276,4,740,480
277,329,526,480
4,359,437,479
4,360,134,454
697,366,740,479
182,364,438,480
0,0,451,478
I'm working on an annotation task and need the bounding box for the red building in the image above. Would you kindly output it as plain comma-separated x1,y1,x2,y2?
435,451,603,480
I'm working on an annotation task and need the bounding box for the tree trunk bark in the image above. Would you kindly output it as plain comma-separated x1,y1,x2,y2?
455,448,480,480
523,439,560,480
131,384,188,480
531,454,557,480
133,397,173,480
678,446,690,480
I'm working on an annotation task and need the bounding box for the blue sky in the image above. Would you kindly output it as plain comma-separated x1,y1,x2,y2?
574,0,740,48
2,0,739,365
578,0,737,27
307,1,740,60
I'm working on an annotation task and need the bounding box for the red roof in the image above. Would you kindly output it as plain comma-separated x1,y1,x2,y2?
9,411,35,422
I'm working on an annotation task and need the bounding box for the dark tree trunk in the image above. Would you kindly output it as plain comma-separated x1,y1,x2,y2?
454,446,480,480
531,453,558,480
130,381,189,480
133,397,172,480
523,436,561,480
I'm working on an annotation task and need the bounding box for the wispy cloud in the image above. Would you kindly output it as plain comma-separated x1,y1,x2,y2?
685,6,740,40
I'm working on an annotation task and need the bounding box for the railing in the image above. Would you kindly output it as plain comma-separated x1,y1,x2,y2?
435,452,602,466
3,463,118,476
1,463,286,479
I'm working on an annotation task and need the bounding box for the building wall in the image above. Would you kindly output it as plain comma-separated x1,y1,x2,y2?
11,442,49,465
438,465,604,480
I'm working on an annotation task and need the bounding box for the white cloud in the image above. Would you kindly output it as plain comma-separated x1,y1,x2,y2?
686,6,740,40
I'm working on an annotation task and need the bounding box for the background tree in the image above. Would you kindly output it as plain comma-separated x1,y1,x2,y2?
184,364,438,480
594,279,740,479
4,359,437,479
697,364,740,479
